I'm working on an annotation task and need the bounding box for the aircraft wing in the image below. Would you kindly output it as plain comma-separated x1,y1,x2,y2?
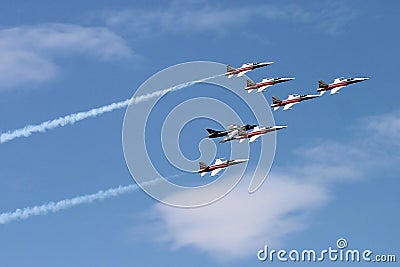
330,86,344,95
237,127,247,136
214,158,223,165
249,135,261,143
334,78,343,84
257,85,270,92
283,103,296,110
237,70,250,77
211,168,223,177
227,129,239,138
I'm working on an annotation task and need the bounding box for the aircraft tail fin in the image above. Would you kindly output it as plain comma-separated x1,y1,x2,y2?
226,64,235,73
318,80,329,88
199,161,208,170
246,79,255,87
272,96,281,104
206,128,221,135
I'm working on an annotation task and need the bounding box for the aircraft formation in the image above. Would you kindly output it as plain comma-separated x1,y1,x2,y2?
197,62,369,176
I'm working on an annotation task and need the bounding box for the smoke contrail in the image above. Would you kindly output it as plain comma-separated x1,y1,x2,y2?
0,74,223,144
0,174,182,224
0,184,139,224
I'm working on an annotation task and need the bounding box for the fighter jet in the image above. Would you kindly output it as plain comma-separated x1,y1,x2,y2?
317,77,369,95
196,158,248,177
225,62,274,78
219,125,287,143
206,124,256,139
245,77,294,93
271,94,320,111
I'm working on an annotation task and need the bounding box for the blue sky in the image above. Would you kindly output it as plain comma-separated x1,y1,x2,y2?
0,0,399,266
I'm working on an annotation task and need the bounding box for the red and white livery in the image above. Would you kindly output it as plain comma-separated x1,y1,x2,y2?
317,77,369,95
196,158,248,177
219,125,287,143
271,94,320,111
225,62,274,78
245,77,294,93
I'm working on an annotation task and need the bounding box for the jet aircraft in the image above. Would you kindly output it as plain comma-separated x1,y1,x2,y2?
245,77,294,93
317,77,369,95
219,125,287,143
196,158,248,177
206,124,256,139
225,62,274,78
271,94,320,111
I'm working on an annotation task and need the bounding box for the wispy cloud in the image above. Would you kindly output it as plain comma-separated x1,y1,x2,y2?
362,111,400,148
0,23,132,89
97,2,358,37
148,110,400,260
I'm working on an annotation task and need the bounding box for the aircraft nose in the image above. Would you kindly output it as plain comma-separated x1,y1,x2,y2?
310,94,320,98
261,61,274,66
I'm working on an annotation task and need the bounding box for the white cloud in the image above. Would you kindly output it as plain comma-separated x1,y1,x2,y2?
0,50,58,88
146,111,400,260
363,111,400,147
0,23,132,89
99,2,357,37
152,175,329,260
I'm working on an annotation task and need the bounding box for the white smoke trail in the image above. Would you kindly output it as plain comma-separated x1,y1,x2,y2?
0,74,223,144
0,174,183,224
0,184,138,224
